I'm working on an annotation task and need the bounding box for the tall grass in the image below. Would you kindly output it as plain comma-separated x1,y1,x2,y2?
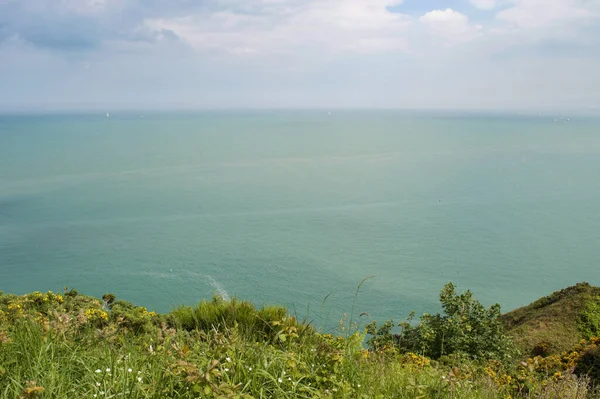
0,289,594,398
168,295,294,341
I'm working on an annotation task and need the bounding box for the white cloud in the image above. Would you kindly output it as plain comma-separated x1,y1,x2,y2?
2,0,600,110
145,0,412,56
496,0,597,30
419,9,482,44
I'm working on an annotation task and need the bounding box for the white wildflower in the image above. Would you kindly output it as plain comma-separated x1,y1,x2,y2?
95,369,101,373
96,382,101,387
224,368,229,372
278,378,283,383
226,357,231,362
248,367,252,371
100,391,105,396
105,368,110,373
137,377,142,383
128,368,132,373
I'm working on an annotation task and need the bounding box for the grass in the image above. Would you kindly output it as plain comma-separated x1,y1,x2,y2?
502,282,600,357
0,286,599,398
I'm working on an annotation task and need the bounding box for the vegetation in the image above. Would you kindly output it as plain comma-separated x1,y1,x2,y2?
367,283,515,363
502,282,600,357
0,284,599,398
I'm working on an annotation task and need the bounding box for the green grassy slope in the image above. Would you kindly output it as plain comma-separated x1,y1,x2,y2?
502,282,600,357
1,285,599,398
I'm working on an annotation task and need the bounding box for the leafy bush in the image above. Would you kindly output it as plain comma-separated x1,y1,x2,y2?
109,300,156,333
574,346,600,385
531,341,553,358
365,319,396,351
578,295,600,339
368,283,516,361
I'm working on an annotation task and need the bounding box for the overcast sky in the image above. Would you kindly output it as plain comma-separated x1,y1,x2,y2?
1,0,599,111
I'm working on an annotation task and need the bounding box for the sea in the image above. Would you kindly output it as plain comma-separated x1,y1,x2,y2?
1,110,599,329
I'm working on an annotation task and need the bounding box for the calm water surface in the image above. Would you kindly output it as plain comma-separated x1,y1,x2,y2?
1,111,599,327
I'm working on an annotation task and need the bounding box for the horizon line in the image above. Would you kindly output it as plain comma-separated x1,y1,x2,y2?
1,106,599,116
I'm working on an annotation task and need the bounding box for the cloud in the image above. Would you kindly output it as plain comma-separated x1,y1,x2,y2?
0,0,180,50
0,0,600,111
145,0,412,56
419,9,482,44
496,0,598,30
2,0,598,55
0,0,415,55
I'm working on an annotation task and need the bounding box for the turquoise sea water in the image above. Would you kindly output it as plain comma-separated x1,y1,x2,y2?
1,111,599,327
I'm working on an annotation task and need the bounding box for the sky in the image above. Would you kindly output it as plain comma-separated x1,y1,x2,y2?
0,0,599,111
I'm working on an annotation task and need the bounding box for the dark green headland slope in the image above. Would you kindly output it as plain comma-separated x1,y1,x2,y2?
502,282,600,357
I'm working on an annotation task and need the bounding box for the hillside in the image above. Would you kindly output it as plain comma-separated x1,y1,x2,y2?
1,285,599,398
502,282,600,356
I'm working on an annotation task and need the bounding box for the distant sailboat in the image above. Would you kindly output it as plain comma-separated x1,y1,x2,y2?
106,112,110,118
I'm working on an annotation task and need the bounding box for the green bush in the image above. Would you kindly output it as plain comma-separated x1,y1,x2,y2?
368,283,516,362
109,300,157,334
531,341,553,358
574,346,600,385
578,295,600,339
365,319,396,350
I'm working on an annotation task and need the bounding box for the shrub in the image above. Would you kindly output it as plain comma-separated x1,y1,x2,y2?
531,341,553,358
365,320,395,351
109,300,156,333
578,296,600,339
368,283,516,362
574,346,600,385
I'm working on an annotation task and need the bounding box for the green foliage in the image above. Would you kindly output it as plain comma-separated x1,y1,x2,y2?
168,295,296,342
109,300,157,334
530,341,553,358
503,282,600,357
574,346,600,386
578,295,600,340
365,319,395,350
368,283,516,362
0,285,595,398
419,283,515,360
